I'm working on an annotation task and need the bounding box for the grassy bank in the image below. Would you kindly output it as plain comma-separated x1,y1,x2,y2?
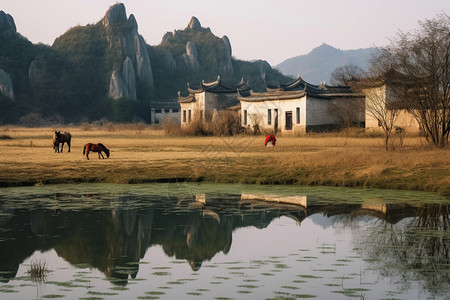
0,125,449,197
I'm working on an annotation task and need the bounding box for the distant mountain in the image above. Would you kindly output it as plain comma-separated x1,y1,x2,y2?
275,43,378,85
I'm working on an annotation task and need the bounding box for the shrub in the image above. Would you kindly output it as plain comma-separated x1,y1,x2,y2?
180,110,242,136
80,122,93,131
163,118,182,135
210,110,241,136
183,117,210,136
19,113,48,127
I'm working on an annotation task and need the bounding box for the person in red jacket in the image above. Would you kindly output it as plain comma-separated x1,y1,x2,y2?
265,134,276,146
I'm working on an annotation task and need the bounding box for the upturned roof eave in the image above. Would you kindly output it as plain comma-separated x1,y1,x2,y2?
178,98,195,103
187,87,205,94
177,93,196,103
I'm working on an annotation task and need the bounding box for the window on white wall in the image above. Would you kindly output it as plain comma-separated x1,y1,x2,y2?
296,107,300,124
268,109,271,125
244,110,248,125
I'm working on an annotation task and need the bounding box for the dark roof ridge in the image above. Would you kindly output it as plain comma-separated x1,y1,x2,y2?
266,74,356,95
238,89,306,102
186,76,249,94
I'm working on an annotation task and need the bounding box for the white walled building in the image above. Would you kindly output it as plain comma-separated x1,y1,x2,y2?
361,70,420,133
149,99,180,125
178,76,249,128
238,76,365,134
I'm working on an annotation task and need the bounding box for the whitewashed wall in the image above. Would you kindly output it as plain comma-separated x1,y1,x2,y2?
240,96,307,134
180,92,205,128
151,109,181,125
363,84,420,132
363,85,385,129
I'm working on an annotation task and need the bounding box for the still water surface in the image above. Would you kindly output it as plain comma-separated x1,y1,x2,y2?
0,183,448,299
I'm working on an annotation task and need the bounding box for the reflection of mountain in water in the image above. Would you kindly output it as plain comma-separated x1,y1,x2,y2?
308,214,336,229
0,192,447,286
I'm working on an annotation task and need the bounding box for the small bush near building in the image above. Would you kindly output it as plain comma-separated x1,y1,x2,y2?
163,118,183,135
181,110,241,136
211,111,241,136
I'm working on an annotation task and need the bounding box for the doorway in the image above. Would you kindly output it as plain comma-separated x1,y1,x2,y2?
285,111,292,130
274,109,278,134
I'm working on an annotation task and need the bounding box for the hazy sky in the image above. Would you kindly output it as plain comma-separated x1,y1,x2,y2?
1,0,449,66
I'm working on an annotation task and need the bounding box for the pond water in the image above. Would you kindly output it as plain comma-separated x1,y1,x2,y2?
0,183,448,300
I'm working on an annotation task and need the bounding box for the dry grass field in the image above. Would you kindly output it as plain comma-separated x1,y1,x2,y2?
0,124,449,197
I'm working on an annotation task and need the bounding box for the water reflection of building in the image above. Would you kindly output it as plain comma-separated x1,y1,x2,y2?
0,192,447,287
240,193,307,207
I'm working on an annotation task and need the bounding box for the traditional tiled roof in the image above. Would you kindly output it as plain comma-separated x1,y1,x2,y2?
178,76,250,103
238,89,306,102
187,76,249,94
357,68,411,89
239,75,362,102
177,91,196,103
150,99,180,108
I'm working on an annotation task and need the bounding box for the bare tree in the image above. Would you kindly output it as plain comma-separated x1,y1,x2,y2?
330,64,366,86
326,98,364,129
249,113,262,135
359,73,401,150
371,13,450,147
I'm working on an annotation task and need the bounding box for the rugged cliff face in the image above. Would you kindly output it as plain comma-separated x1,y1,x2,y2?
0,11,16,32
150,15,288,98
103,3,154,100
0,3,291,124
0,68,14,99
109,57,137,100
159,16,234,76
0,12,15,100
183,41,200,72
221,35,234,74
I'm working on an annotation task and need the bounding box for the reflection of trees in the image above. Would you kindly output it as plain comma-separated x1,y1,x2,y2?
0,198,155,285
54,199,154,285
0,208,44,283
0,192,448,290
355,204,449,295
413,205,449,266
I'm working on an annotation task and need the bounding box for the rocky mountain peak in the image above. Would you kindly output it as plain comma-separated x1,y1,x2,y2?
0,11,16,32
222,36,232,56
187,17,201,30
102,3,127,28
128,14,138,32
102,3,154,100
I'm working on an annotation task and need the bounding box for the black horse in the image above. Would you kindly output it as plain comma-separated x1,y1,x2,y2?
53,131,71,153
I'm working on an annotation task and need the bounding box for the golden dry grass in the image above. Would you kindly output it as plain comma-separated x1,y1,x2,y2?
0,125,449,196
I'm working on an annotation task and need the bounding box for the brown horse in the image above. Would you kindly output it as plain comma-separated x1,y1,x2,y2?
83,143,110,160
53,131,71,153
